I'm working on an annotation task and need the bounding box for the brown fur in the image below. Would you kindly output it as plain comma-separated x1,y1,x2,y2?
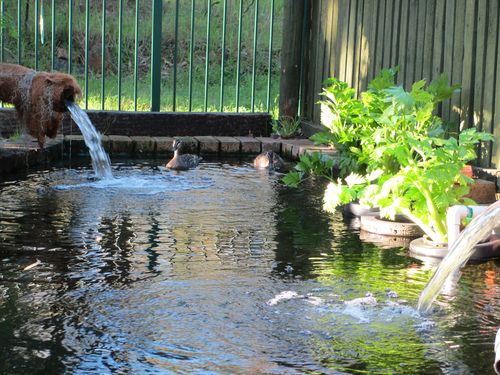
0,63,82,148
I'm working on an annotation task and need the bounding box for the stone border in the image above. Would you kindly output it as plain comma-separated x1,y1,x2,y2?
0,135,338,177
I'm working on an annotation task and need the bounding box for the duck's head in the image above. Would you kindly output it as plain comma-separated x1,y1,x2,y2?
266,150,275,170
173,139,183,152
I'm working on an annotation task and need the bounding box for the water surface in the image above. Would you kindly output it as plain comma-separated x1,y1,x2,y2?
0,158,499,374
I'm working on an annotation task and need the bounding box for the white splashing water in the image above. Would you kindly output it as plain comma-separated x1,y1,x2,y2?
65,101,113,179
417,201,500,312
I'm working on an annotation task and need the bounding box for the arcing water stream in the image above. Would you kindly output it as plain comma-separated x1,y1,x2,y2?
65,101,113,179
418,200,500,312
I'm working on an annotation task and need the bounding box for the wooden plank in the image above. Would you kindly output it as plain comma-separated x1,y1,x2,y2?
382,0,394,69
397,0,409,86
432,0,446,81
352,0,365,95
345,0,357,87
329,0,341,79
390,0,401,69
359,0,374,91
432,0,446,118
367,0,380,83
460,0,476,130
441,0,456,121
337,0,349,82
373,0,386,78
414,0,427,81
479,0,498,167
322,0,335,81
306,0,321,122
422,0,435,82
313,0,328,124
405,0,418,89
472,0,487,132
492,20,500,168
449,0,466,133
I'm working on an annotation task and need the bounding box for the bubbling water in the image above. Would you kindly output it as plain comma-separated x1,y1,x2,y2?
65,101,113,179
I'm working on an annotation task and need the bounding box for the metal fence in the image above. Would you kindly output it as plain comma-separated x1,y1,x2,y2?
0,0,282,113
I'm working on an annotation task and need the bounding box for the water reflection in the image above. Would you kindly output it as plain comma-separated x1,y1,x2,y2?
0,159,498,374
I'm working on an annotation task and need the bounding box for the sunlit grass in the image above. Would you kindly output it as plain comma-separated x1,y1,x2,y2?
78,70,280,115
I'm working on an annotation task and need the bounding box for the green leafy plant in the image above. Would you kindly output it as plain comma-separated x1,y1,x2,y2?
271,116,302,138
284,68,493,244
325,129,493,243
8,130,22,142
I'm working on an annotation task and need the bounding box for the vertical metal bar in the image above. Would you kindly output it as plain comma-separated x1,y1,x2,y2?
219,0,227,111
266,0,275,112
151,0,162,112
117,0,123,110
235,0,243,112
101,0,106,110
0,0,4,63
68,0,72,74
35,0,39,70
204,0,211,111
188,0,196,112
250,0,259,112
40,0,44,45
134,0,139,111
172,0,180,112
0,1,2,107
84,0,89,108
17,0,21,64
51,0,55,70
297,0,309,117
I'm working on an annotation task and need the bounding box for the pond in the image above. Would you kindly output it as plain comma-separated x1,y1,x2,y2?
0,158,498,374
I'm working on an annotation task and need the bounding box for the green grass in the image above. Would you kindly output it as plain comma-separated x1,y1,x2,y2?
78,65,279,113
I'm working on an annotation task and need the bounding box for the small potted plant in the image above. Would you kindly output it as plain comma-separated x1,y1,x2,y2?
271,115,302,139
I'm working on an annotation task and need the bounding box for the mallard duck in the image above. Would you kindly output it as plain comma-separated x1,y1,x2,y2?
166,139,202,170
253,150,284,171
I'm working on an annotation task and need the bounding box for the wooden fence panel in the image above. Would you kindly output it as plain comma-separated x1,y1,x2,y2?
301,0,500,168
441,0,456,121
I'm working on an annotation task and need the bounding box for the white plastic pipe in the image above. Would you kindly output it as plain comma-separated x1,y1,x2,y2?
447,205,489,247
495,328,500,374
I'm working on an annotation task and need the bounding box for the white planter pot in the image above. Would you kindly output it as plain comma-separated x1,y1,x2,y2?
360,214,424,238
409,235,500,261
342,202,379,217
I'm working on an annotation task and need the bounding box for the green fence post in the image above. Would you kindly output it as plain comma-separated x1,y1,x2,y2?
235,0,243,112
101,0,106,110
68,0,73,74
51,0,55,71
251,0,259,112
266,0,275,112
118,0,123,111
204,0,212,112
17,0,21,64
188,0,196,112
84,0,89,108
219,0,227,112
0,0,4,63
134,0,139,111
35,0,39,70
151,0,162,112
173,0,180,112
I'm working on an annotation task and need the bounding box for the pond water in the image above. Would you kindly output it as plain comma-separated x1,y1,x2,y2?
0,158,499,374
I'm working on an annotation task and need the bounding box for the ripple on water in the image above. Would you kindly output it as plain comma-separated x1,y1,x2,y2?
0,159,499,374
